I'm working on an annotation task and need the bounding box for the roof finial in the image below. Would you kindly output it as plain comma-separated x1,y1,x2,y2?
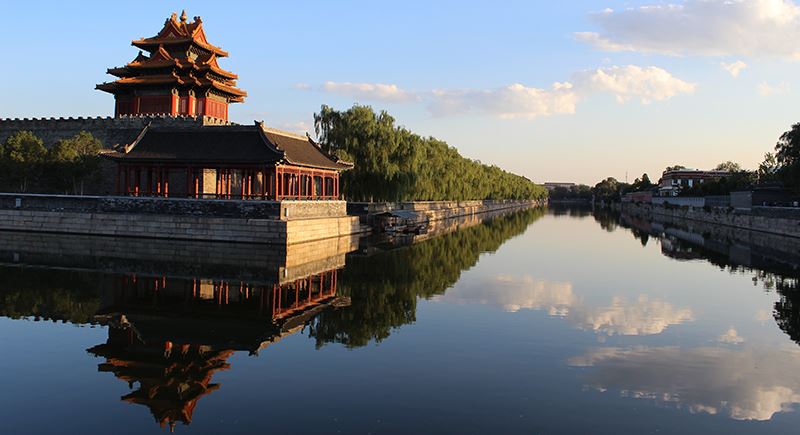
169,12,177,21
180,10,188,23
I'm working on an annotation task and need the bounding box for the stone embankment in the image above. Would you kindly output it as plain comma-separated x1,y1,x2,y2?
349,199,541,224
0,193,363,245
0,194,537,245
621,201,800,238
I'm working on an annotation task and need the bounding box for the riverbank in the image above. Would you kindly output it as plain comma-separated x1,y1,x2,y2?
621,201,800,238
0,194,538,245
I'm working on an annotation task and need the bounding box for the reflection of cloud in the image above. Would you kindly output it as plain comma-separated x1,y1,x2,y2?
756,309,772,324
440,275,692,336
718,327,745,344
570,346,800,421
570,296,694,336
438,275,576,314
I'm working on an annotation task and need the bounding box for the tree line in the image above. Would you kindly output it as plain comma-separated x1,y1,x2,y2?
0,130,104,195
552,121,800,203
314,105,548,202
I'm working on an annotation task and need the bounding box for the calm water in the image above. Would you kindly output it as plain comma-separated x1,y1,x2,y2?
1,206,800,434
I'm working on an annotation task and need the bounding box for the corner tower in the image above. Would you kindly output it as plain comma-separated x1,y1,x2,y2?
96,11,247,121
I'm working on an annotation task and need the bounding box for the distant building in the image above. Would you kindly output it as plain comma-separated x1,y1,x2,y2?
544,182,576,191
657,169,731,197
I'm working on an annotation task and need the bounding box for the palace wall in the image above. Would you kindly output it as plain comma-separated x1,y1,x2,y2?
0,115,233,196
0,115,229,150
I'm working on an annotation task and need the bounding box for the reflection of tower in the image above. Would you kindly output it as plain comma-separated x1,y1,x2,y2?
87,318,232,432
88,268,342,431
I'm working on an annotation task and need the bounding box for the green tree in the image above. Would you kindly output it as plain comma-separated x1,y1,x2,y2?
48,131,103,195
758,152,780,183
630,173,654,191
314,104,548,201
714,161,742,172
775,122,800,192
2,130,47,192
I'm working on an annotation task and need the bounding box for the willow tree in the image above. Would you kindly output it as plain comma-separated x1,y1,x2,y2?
314,104,547,202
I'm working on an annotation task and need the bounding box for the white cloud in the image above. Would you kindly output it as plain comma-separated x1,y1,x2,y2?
294,83,311,90
721,60,748,77
322,81,418,102
577,0,800,59
427,65,694,118
573,65,697,104
718,327,746,344
428,82,579,119
758,81,790,96
570,345,800,421
317,65,692,120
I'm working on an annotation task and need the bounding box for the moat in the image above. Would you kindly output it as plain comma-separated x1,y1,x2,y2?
1,206,799,434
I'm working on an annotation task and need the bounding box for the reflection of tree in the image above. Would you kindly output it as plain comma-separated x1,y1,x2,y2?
774,279,800,344
592,207,620,232
309,208,546,348
0,268,104,323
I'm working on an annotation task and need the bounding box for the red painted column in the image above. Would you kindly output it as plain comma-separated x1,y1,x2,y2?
170,93,178,116
226,169,231,199
163,168,169,197
134,167,141,196
275,167,281,201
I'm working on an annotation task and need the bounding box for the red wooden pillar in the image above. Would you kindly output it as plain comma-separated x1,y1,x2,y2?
275,167,281,201
163,168,169,197
134,167,141,196
195,170,200,199
226,169,231,199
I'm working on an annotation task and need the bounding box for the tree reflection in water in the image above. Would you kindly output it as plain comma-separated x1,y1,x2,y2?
308,207,546,348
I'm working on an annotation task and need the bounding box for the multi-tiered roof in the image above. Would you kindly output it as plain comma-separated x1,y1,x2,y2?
96,11,246,120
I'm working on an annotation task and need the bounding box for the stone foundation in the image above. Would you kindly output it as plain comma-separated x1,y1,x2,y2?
0,193,365,245
621,201,800,238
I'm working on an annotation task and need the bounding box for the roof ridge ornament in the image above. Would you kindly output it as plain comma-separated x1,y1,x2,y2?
180,10,188,23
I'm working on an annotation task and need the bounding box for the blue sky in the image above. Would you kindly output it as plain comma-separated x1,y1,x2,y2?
2,0,799,184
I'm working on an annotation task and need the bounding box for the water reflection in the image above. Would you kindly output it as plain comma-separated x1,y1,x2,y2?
557,206,800,421
0,207,544,431
3,205,800,431
0,231,355,431
84,269,341,430
309,208,547,348
437,275,694,336
570,346,800,421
